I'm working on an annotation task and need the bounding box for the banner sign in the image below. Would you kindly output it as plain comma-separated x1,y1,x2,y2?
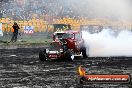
24,26,34,34
0,23,3,36
53,24,71,32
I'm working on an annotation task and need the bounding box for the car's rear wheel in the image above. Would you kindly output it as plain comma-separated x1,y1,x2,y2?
39,49,46,61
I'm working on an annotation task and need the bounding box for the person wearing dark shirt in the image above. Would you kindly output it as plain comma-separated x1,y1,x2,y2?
10,22,20,42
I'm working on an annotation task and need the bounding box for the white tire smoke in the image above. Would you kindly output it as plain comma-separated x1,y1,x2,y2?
82,29,132,57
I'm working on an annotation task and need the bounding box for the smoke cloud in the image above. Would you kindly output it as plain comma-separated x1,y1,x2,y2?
82,29,132,57
68,0,132,21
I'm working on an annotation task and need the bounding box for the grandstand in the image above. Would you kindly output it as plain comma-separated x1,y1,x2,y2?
0,0,132,32
0,17,132,33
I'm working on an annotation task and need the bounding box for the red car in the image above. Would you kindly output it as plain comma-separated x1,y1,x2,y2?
39,30,88,61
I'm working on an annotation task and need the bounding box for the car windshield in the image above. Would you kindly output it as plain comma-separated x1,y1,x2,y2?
62,33,74,39
55,33,64,39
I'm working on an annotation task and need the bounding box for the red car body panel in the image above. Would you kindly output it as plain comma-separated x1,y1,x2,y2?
46,30,84,60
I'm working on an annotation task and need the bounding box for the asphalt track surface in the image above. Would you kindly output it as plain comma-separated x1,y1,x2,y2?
0,48,132,88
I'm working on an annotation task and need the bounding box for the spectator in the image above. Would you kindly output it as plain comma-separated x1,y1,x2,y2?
10,22,20,42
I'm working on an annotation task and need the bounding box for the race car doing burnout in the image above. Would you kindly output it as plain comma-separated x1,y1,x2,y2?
39,30,88,61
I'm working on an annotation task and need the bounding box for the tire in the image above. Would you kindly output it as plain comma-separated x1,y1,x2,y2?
65,49,74,61
81,47,88,58
39,49,46,61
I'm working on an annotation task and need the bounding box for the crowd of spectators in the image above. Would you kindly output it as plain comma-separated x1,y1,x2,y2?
0,0,112,21
0,0,80,20
0,0,132,21
0,0,132,33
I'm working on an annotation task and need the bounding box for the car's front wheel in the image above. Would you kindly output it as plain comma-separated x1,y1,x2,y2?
65,49,74,61
39,49,47,61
